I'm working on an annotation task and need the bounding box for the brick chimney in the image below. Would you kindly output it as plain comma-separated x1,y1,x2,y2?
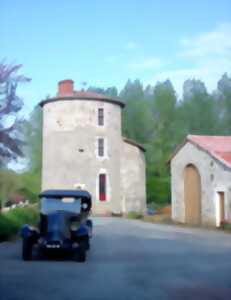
58,79,74,96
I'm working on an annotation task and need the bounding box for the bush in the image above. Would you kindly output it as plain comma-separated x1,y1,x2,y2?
127,211,143,219
146,176,170,204
0,206,39,242
220,220,231,231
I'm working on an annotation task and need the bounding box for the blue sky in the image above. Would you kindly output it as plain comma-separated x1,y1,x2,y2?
1,0,231,115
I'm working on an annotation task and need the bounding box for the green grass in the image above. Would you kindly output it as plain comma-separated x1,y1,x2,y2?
0,206,39,242
219,221,231,232
127,211,143,220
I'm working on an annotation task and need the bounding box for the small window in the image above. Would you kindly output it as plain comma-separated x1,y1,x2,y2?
98,108,104,126
99,174,106,201
98,138,104,157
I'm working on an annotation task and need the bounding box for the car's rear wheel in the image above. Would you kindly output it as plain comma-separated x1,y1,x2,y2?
22,238,33,261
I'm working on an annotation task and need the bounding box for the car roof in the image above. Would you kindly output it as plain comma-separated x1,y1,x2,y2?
39,189,91,199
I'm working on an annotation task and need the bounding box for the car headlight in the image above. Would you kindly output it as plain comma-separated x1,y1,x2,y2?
82,203,88,210
70,222,79,231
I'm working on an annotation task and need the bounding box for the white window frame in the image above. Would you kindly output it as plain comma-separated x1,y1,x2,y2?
95,137,108,160
97,108,105,127
96,169,111,203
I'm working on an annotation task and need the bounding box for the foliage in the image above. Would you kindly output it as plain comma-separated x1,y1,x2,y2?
217,73,231,133
87,86,118,98
0,169,20,208
120,79,152,143
19,106,42,201
220,220,231,231
179,79,218,135
0,62,30,167
0,206,39,242
127,211,143,219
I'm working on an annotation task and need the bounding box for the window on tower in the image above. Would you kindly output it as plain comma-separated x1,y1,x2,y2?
98,108,104,126
98,138,104,157
99,173,106,201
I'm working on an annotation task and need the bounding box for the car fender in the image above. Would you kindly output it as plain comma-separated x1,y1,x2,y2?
86,219,93,237
21,224,39,241
74,224,89,238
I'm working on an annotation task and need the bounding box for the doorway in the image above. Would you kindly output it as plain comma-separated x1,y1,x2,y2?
184,164,202,225
217,191,225,226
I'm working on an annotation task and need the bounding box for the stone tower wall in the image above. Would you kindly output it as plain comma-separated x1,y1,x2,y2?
42,99,122,214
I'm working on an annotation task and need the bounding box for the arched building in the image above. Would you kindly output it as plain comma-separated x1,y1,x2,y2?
170,135,231,227
40,80,146,215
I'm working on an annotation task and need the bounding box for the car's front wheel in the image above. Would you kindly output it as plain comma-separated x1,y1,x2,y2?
22,238,33,261
74,241,87,262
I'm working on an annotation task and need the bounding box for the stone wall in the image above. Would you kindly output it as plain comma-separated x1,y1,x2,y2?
121,141,146,214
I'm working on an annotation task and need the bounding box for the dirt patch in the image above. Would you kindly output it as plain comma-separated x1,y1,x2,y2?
143,204,172,224
143,214,172,224
156,205,171,215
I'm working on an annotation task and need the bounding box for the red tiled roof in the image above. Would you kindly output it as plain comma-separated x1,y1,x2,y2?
39,90,125,108
40,80,125,108
74,90,115,101
183,135,231,168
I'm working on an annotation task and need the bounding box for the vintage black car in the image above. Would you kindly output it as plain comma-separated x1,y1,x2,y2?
21,189,92,262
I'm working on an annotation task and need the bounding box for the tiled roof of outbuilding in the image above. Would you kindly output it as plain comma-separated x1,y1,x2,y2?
170,135,231,169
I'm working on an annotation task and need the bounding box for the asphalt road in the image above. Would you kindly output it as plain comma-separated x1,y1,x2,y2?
1,217,231,300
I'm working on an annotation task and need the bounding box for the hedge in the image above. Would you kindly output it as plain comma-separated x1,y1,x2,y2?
0,206,39,242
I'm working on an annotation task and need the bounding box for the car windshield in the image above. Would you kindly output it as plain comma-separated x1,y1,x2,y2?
41,197,81,214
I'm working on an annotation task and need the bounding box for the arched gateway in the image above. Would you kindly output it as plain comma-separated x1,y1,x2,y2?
184,164,201,225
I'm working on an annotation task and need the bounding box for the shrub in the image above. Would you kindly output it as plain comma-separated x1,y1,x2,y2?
0,206,39,242
220,220,231,231
127,211,143,219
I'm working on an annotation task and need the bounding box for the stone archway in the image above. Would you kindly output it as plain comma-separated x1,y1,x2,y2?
184,164,201,225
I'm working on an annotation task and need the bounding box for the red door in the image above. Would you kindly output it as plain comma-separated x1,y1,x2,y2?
99,174,106,201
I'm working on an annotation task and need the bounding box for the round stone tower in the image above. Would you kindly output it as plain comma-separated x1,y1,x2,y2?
40,80,125,215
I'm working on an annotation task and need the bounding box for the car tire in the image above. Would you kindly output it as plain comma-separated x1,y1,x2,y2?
86,238,90,251
22,238,33,261
74,241,86,262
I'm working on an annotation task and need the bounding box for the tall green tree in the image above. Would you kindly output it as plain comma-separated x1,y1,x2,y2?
120,79,152,144
179,79,218,135
20,106,42,201
217,73,231,134
147,80,178,203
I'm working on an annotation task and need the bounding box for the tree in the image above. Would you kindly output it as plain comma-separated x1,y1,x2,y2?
0,62,30,167
20,106,42,201
120,79,152,144
179,79,218,135
217,73,231,134
87,86,118,97
0,169,20,209
147,80,178,203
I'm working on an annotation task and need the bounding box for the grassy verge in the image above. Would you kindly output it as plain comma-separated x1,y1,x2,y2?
127,211,143,220
0,206,39,242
